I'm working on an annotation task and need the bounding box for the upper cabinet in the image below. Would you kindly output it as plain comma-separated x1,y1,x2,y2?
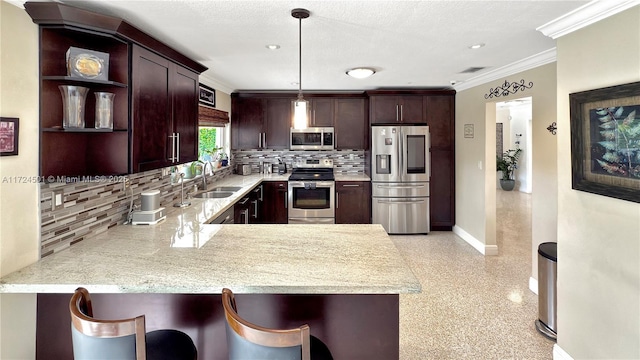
25,1,206,177
310,98,334,127
231,93,368,150
369,95,424,124
334,98,368,150
35,26,130,178
231,95,293,150
131,45,199,172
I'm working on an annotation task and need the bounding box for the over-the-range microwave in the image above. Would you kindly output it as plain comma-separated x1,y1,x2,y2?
290,127,334,150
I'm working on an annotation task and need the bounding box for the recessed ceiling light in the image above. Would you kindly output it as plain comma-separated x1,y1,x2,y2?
346,67,376,79
266,44,280,50
468,43,485,50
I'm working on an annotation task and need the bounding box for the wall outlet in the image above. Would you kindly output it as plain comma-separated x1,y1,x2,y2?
122,177,130,191
52,189,64,211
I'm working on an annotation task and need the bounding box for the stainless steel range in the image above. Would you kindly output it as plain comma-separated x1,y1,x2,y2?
288,159,335,224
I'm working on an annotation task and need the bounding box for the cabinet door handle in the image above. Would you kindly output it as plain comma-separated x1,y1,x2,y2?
343,184,360,187
252,200,258,218
241,209,249,224
263,133,267,148
176,132,180,162
400,104,403,122
396,104,399,122
168,133,175,162
336,193,339,208
284,191,288,208
258,133,262,148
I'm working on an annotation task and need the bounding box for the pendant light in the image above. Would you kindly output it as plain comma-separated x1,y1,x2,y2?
291,8,310,129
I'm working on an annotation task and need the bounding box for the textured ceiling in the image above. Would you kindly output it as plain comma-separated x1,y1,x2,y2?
33,0,588,92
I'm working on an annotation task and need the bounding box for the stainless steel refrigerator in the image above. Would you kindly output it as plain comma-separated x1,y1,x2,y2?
371,125,430,234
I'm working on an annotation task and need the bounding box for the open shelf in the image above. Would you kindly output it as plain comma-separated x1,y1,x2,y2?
42,127,127,133
43,76,127,88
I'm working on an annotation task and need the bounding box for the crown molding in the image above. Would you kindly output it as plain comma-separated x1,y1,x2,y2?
537,0,640,39
5,0,25,9
199,73,234,95
454,48,556,92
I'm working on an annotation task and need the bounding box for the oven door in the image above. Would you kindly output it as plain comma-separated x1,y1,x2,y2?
288,181,335,222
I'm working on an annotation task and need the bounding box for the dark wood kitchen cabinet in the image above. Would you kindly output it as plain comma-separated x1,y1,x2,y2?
264,98,292,149
32,25,130,178
310,98,334,127
131,45,199,172
335,98,368,150
261,181,288,224
231,97,263,149
426,94,455,230
231,95,292,150
336,181,371,224
369,94,424,124
234,195,251,224
232,93,369,150
26,1,206,177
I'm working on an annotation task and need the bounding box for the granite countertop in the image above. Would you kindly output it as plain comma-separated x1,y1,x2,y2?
0,174,417,295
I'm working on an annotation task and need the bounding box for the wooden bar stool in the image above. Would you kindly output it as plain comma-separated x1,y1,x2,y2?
69,287,197,360
222,288,333,360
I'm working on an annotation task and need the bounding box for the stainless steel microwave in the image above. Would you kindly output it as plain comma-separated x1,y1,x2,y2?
290,127,334,150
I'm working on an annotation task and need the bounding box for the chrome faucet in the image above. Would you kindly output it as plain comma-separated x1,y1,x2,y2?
201,161,213,190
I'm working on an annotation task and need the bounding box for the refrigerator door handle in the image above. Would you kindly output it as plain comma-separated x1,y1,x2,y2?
376,199,426,204
376,184,426,189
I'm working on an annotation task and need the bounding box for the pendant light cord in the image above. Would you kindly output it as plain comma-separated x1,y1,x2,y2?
298,15,303,100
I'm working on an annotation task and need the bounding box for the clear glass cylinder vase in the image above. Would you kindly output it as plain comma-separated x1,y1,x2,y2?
58,85,89,129
94,92,115,129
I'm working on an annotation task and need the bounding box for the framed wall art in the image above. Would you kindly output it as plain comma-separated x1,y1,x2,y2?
0,117,19,156
199,83,216,107
570,81,640,203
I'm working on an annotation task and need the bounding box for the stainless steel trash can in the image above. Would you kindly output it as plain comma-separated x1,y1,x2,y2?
535,242,557,340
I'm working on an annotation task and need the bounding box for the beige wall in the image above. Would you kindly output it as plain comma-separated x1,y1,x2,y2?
0,1,40,358
455,63,558,276
556,6,640,359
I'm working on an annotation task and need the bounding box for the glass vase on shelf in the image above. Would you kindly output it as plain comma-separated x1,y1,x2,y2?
59,85,89,129
94,92,115,129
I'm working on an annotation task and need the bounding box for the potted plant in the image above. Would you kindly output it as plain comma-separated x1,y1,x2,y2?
497,148,522,191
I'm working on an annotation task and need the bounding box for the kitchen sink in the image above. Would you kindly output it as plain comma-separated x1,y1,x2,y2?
194,191,235,199
211,186,242,192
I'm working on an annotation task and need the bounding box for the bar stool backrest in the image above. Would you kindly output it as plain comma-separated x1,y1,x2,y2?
222,288,311,360
69,287,146,360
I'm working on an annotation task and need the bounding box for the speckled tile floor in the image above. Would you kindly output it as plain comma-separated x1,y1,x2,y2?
393,191,555,359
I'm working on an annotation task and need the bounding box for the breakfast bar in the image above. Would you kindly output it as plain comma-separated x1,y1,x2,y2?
0,187,421,359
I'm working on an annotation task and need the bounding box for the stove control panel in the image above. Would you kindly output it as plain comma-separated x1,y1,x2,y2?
294,158,334,168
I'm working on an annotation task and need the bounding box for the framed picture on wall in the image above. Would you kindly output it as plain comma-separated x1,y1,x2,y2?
0,117,19,156
569,81,640,203
199,83,216,107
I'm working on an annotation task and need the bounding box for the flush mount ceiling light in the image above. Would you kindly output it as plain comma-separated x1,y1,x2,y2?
468,43,485,49
265,44,280,50
346,67,376,79
291,8,310,130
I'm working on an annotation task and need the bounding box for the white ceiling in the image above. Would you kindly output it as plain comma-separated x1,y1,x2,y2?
24,0,592,93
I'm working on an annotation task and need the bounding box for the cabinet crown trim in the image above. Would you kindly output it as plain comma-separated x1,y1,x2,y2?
24,1,207,74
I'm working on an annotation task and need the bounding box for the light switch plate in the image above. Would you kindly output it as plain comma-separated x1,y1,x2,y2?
52,189,64,211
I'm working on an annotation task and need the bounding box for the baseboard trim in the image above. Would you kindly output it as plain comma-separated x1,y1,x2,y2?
453,225,499,256
553,344,573,360
529,277,538,295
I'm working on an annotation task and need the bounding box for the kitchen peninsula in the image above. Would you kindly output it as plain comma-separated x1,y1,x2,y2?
0,174,420,359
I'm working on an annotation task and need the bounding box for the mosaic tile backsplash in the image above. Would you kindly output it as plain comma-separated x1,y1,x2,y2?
38,150,365,258
39,166,233,258
232,149,365,174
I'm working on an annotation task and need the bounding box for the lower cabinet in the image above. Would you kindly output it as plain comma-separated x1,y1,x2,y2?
335,181,371,224
261,181,288,224
234,195,251,224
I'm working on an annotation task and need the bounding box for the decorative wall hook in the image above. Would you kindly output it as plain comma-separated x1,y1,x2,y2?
547,122,557,135
485,79,533,99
